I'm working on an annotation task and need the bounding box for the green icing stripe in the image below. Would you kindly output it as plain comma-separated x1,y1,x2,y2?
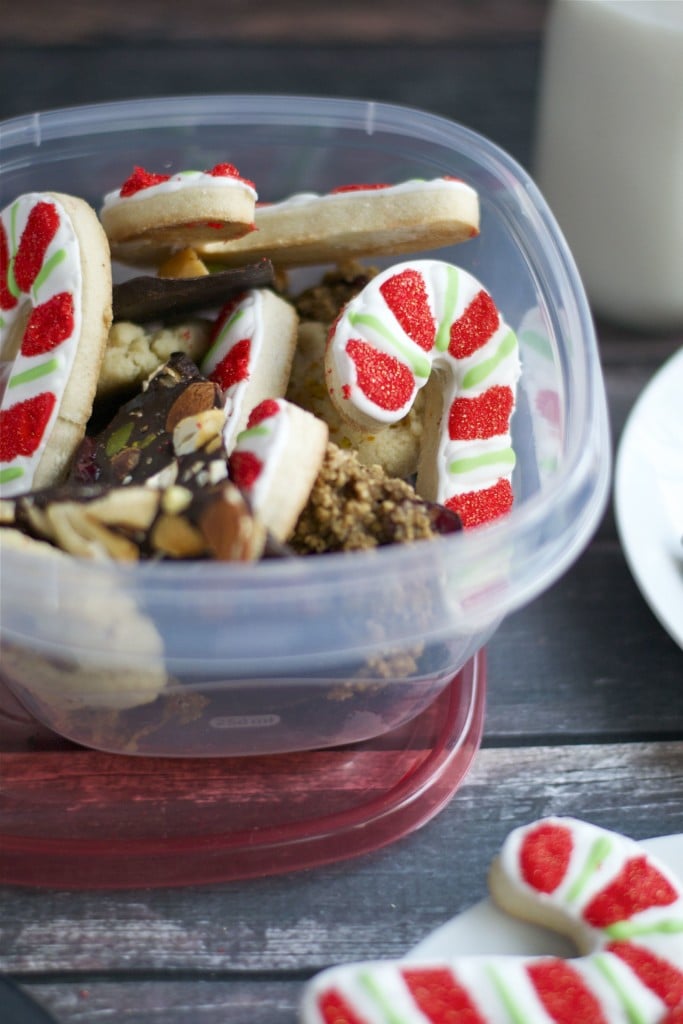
566,836,613,904
605,918,683,940
7,203,20,299
359,971,410,1024
33,247,66,295
486,966,528,1024
203,307,246,365
434,264,459,352
348,311,431,379
9,358,59,388
0,466,24,484
448,447,515,476
236,424,269,442
461,330,517,390
593,954,648,1024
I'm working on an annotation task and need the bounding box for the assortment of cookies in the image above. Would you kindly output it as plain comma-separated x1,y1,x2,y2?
0,163,521,562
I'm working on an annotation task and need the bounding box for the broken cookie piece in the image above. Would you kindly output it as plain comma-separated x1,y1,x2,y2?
290,443,461,554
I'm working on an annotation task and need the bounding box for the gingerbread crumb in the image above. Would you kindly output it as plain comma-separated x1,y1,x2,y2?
290,443,442,553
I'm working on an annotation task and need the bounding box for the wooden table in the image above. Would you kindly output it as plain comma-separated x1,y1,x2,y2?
1,2,681,1021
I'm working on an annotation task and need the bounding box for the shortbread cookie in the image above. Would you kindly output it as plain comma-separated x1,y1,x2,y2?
0,192,112,495
198,177,479,268
230,398,329,542
287,320,425,479
97,319,212,400
302,817,683,1024
101,163,257,264
325,259,520,528
0,527,167,710
200,288,299,450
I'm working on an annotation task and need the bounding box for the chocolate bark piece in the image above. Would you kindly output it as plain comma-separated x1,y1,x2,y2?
8,476,266,562
70,353,223,487
112,258,275,322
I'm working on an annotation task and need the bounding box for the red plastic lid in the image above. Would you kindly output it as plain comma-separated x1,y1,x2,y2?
0,652,485,888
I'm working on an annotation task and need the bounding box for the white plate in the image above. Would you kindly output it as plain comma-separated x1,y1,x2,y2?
409,834,683,960
615,346,683,650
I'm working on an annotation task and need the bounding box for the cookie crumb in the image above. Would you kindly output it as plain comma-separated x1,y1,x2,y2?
290,443,442,553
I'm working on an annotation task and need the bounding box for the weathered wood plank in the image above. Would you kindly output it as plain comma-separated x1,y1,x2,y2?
485,547,683,741
11,979,304,1024
0,43,540,169
1,742,680,974
5,0,549,45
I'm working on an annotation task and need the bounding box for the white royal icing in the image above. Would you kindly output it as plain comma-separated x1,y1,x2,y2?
0,193,83,495
101,169,257,211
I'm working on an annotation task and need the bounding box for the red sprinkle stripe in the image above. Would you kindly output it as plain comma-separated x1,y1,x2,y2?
316,988,369,1024
13,201,60,293
21,292,74,356
346,338,415,412
583,856,679,928
448,386,514,441
379,268,436,352
448,289,500,360
246,399,281,428
527,960,609,1024
208,337,252,392
607,941,683,1008
445,478,513,528
519,822,574,895
0,392,57,461
401,966,487,1024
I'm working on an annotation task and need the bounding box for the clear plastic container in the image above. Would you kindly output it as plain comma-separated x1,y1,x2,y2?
0,95,611,757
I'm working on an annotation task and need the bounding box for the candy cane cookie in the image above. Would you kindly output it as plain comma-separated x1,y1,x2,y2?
325,259,520,528
200,288,299,451
198,177,479,268
230,398,328,542
0,192,112,496
302,817,683,1024
100,163,257,265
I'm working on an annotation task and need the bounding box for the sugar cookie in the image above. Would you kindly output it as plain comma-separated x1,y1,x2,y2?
101,163,257,264
325,259,520,528
0,191,112,496
302,817,683,1023
200,287,299,450
230,397,328,542
199,177,479,268
286,321,425,480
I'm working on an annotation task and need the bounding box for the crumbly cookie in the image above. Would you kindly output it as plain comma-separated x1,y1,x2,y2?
97,318,212,400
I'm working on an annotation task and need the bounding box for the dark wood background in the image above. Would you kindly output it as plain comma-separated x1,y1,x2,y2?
1,3,682,1022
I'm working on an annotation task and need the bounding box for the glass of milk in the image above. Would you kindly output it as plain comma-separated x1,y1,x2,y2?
534,0,683,330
